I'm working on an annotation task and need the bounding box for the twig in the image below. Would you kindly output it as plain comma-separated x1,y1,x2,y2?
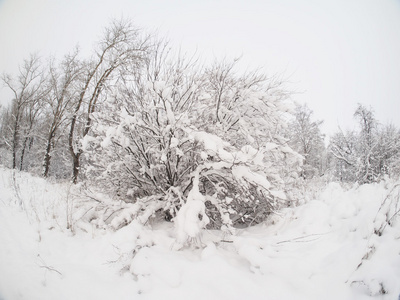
37,255,62,276
276,232,328,245
39,265,62,276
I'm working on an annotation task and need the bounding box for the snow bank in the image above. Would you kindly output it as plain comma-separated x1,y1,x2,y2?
1,167,400,299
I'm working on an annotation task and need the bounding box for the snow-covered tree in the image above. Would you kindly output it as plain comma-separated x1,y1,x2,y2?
83,47,302,236
68,19,151,183
287,103,325,179
329,128,358,182
375,124,400,178
353,104,379,183
0,105,11,165
330,104,400,183
42,50,83,178
1,54,47,170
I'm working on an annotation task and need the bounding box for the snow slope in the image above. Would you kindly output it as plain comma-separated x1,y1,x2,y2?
0,167,399,300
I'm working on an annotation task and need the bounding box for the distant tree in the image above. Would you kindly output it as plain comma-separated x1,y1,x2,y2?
330,104,400,183
1,54,47,169
287,103,325,179
374,123,400,179
353,104,379,183
329,128,358,182
0,105,10,165
17,87,45,172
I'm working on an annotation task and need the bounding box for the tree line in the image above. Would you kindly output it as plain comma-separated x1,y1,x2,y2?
1,19,399,229
1,20,151,182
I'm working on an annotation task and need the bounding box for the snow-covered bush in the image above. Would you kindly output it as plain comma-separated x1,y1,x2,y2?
83,46,302,237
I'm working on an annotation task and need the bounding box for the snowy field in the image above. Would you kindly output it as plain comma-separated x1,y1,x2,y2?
0,167,399,300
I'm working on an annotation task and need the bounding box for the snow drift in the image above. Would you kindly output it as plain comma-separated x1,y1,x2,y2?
0,167,400,299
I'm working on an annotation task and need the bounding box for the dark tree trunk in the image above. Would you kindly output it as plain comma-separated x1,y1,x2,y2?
12,118,19,170
42,140,52,178
19,137,29,171
71,151,81,184
42,129,56,178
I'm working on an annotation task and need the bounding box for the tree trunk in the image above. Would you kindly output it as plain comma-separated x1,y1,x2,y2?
12,118,19,169
42,139,52,178
42,129,57,178
69,110,80,183
19,136,29,171
71,151,81,184
12,145,17,169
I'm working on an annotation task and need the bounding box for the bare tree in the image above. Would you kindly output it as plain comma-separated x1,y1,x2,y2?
330,104,400,183
354,104,376,150
0,105,9,164
287,103,325,179
353,104,378,183
68,19,151,183
1,54,47,169
42,50,82,177
18,89,44,171
203,59,290,148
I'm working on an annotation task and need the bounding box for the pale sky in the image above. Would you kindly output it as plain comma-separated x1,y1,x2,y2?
0,0,399,136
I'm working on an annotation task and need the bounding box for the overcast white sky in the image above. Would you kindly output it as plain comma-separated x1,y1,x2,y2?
0,0,399,136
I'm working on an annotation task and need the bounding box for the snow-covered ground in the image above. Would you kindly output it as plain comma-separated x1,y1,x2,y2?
0,167,399,300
